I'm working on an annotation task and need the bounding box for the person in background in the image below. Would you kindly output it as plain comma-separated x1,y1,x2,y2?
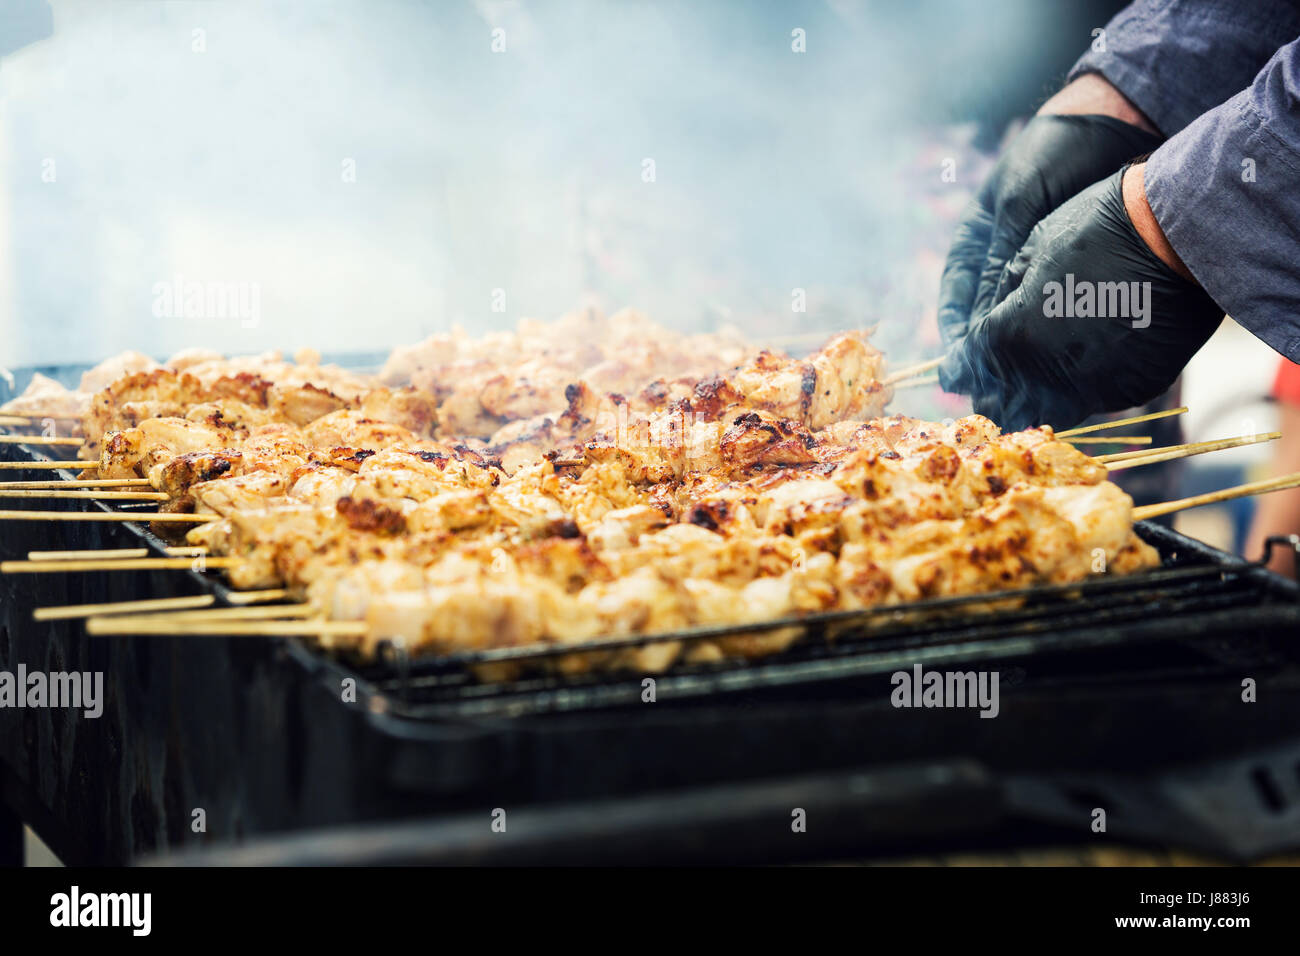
938,0,1300,432
1245,359,1300,576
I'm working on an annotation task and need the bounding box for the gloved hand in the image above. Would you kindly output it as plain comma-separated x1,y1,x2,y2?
937,114,1163,358
940,167,1224,432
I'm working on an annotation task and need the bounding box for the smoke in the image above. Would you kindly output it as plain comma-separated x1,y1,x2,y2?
0,0,1053,370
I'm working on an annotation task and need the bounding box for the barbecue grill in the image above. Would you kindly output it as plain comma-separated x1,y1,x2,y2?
3,361,1300,865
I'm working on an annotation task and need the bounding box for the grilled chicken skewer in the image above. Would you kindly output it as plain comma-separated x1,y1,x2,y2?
77,415,1156,670
78,478,1155,675
0,314,1247,677
1,309,781,455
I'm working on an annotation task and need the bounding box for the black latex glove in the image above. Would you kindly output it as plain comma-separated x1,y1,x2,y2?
937,114,1163,356
940,167,1224,432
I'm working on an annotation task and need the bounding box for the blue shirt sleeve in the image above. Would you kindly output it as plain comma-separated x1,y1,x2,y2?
1144,38,1300,361
1068,0,1300,136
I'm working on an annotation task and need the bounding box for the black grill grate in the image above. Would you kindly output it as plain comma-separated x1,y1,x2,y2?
344,525,1300,720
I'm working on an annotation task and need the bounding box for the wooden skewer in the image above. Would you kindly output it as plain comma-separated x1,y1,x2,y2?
882,357,943,387
34,587,290,620
1104,432,1281,471
1097,432,1280,464
85,618,368,637
1,556,242,573
0,411,82,420
1057,406,1190,438
1061,435,1152,445
26,545,208,561
0,510,211,523
1100,446,1186,465
224,588,291,605
0,460,97,470
1134,471,1300,521
34,594,216,621
891,373,940,391
0,415,78,428
28,548,150,561
0,489,168,501
92,604,316,625
0,478,150,489
0,435,84,446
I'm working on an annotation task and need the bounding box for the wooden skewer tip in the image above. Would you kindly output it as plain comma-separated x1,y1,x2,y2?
1134,471,1300,521
1104,432,1281,471
1061,435,1152,445
34,595,216,621
1057,406,1189,438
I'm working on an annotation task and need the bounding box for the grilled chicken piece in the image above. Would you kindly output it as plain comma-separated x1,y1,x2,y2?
240,430,314,475
478,360,578,421
156,449,244,498
95,417,239,479
184,400,282,431
68,351,376,455
406,488,494,533
204,373,273,407
81,370,209,457
384,308,764,443
728,331,891,428
178,350,371,401
77,350,161,393
268,384,349,426
584,408,823,485
0,372,89,420
288,465,359,507
193,471,291,516
358,387,439,439
299,410,417,451
585,504,674,551
488,462,573,537
485,415,563,475
837,481,1156,606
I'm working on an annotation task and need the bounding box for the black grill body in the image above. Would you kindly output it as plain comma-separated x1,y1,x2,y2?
2,362,1299,865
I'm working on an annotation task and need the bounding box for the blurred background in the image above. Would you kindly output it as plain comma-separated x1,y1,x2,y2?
0,0,1284,557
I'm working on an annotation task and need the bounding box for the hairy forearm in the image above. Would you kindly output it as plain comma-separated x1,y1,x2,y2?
1121,163,1195,281
1039,73,1161,135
